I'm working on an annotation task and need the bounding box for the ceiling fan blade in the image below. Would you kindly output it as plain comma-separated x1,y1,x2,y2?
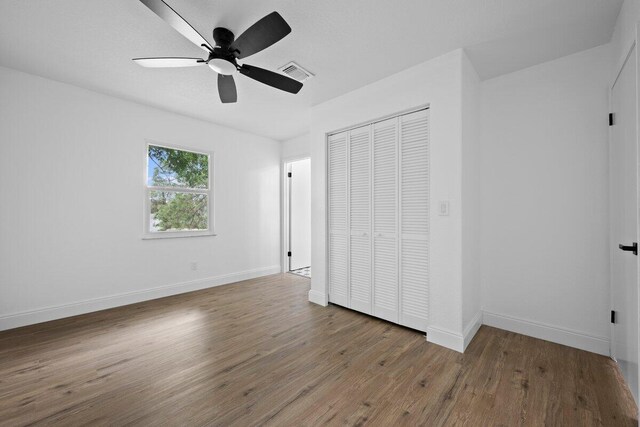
133,57,206,68
139,0,212,52
230,12,291,59
239,64,303,94
218,74,238,103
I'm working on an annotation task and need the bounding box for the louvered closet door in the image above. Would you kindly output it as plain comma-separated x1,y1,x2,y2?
372,118,398,322
348,126,372,314
399,109,430,331
328,131,349,307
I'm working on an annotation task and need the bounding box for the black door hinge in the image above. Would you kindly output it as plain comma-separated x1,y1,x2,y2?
611,310,616,324
609,113,615,126
288,251,292,257
288,172,292,178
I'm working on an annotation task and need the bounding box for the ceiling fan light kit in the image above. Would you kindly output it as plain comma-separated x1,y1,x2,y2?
133,0,303,103
208,58,237,75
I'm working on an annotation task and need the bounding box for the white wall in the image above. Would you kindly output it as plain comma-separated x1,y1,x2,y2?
461,52,483,347
611,0,640,74
0,66,281,330
480,44,612,355
281,133,311,160
309,50,468,351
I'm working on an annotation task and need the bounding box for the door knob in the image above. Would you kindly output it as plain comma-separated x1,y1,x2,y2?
619,242,638,256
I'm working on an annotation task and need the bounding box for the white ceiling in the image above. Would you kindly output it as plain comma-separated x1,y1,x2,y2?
0,0,623,141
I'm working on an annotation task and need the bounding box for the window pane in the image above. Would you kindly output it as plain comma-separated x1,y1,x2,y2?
149,191,208,232
147,145,208,189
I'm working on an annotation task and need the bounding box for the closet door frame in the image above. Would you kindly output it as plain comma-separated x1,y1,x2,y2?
325,104,430,325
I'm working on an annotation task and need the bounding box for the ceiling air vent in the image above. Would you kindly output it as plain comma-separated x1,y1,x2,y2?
278,61,314,82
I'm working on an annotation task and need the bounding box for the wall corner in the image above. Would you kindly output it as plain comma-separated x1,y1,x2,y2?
308,289,328,306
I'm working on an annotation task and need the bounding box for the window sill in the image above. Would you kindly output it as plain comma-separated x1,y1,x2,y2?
142,232,217,240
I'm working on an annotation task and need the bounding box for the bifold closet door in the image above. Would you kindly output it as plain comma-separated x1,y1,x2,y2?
328,131,349,307
372,118,398,322
399,109,430,331
328,108,429,331
349,126,372,313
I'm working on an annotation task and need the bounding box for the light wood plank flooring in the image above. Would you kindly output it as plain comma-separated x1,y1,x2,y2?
0,273,637,426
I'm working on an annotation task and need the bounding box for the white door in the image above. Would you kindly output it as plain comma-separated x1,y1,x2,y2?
327,108,430,331
328,131,349,307
610,45,638,403
399,109,430,331
349,126,372,314
289,158,311,270
372,117,399,322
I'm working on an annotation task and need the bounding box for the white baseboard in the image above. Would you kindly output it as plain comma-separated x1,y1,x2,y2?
482,311,610,356
308,290,328,306
426,312,481,354
0,265,281,332
427,325,465,353
463,311,483,351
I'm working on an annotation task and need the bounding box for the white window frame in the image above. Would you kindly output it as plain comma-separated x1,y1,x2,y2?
143,140,216,239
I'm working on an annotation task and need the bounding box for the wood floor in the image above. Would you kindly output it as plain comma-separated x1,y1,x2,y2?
0,274,636,426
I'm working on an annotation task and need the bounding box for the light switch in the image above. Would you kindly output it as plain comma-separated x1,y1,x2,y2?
438,201,449,216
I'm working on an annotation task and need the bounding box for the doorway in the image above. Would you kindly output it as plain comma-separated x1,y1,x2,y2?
284,158,311,278
610,41,638,403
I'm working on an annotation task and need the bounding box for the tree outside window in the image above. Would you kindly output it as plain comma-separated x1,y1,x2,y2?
145,144,212,235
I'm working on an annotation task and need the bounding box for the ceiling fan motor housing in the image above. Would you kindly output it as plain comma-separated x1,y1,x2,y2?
213,27,235,47
209,27,239,74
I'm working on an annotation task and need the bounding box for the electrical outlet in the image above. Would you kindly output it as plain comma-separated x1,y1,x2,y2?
190,261,198,271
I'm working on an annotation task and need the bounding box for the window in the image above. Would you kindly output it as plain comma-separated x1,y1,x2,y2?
144,143,214,238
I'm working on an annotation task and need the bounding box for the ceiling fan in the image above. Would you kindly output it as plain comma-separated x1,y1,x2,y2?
133,0,303,103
